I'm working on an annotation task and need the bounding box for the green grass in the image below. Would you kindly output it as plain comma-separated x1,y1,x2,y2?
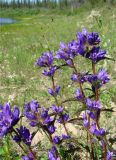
0,5,116,109
0,5,116,159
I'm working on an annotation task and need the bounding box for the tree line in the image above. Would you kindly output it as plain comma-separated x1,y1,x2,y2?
0,0,115,8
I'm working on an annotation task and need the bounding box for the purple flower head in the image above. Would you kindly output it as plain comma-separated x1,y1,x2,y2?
22,152,34,160
85,98,93,109
48,86,60,97
77,44,85,56
50,105,63,113
62,134,71,139
30,99,39,112
87,32,100,45
87,69,109,89
98,128,106,136
90,122,96,134
55,42,69,60
59,42,67,50
43,116,53,125
92,100,101,110
35,52,53,67
87,75,102,92
87,110,95,120
71,73,78,82
58,113,69,123
76,29,101,57
76,28,87,45
74,88,83,100
24,100,39,113
47,125,55,134
65,59,73,67
52,135,61,144
29,121,38,127
55,42,76,66
23,100,39,125
97,68,110,84
68,40,78,55
87,74,98,84
71,72,88,84
48,146,59,160
87,46,106,63
76,29,88,56
0,103,20,137
106,150,113,160
82,113,89,128
13,134,21,142
40,107,48,119
42,66,57,77
90,123,105,137
86,98,101,110
13,126,32,146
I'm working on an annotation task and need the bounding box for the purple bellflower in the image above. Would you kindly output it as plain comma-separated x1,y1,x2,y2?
47,125,56,134
82,113,89,128
97,68,110,84
52,135,61,144
42,116,55,134
42,66,57,77
87,47,106,63
52,134,70,144
13,126,32,146
23,100,39,127
71,72,88,84
35,52,53,67
76,28,87,45
40,107,48,119
74,88,83,100
87,69,109,90
48,86,60,97
55,42,71,59
62,134,70,139
43,116,53,125
86,110,95,120
90,123,105,137
106,150,113,160
58,113,69,123
55,42,76,66
85,98,101,110
87,32,100,45
0,103,20,137
68,40,79,55
76,28,88,56
50,105,63,113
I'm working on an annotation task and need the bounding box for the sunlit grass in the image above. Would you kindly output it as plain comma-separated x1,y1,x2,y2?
0,5,116,107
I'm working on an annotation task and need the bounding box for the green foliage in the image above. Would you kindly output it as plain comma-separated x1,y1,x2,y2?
0,136,20,159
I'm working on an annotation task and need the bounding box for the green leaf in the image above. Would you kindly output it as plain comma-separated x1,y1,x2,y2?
0,147,5,155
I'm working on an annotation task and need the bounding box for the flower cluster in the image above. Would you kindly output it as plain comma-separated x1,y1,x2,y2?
0,103,20,137
13,126,32,146
35,51,57,77
23,100,69,136
0,29,114,160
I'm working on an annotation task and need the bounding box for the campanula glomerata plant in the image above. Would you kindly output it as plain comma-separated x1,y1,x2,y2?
0,29,115,160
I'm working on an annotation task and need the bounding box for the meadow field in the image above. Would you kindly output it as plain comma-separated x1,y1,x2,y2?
0,3,116,159
0,5,116,105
